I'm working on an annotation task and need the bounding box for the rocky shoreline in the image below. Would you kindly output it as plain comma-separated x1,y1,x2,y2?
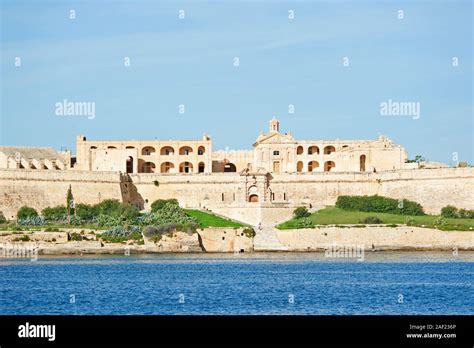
1,224,473,256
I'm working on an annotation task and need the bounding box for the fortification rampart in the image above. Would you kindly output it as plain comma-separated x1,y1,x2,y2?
0,168,472,222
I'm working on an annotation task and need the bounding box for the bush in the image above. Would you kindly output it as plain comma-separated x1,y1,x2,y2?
120,204,140,221
441,206,474,219
75,203,97,221
143,225,159,237
150,199,179,213
293,206,310,219
441,205,458,218
41,205,67,221
69,232,83,241
242,227,256,238
0,211,6,224
100,226,142,243
335,195,425,216
17,206,39,220
360,216,383,224
94,199,122,217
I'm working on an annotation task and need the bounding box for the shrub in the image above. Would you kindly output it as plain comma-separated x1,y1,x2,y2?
441,206,474,219
41,205,67,221
434,217,446,225
242,227,256,238
143,225,159,237
75,203,97,221
293,206,310,219
100,225,142,243
119,204,140,221
0,211,6,224
360,216,383,224
17,206,39,220
15,235,30,242
150,199,179,212
335,195,425,216
69,232,83,241
94,199,122,217
441,205,458,218
44,227,60,232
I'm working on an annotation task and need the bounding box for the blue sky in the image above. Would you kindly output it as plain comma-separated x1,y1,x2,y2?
1,0,472,163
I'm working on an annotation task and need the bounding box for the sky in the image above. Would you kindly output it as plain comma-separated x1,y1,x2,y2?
1,0,472,164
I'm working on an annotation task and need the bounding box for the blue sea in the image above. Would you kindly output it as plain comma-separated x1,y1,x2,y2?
0,252,473,315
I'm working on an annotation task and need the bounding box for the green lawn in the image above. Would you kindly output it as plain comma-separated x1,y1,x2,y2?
277,207,474,231
184,209,244,228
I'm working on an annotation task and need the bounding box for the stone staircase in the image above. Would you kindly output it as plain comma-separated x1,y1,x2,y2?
253,225,288,251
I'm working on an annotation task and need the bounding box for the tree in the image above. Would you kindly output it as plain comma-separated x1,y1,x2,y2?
293,206,310,219
414,155,425,164
17,206,39,220
406,155,425,164
66,185,75,224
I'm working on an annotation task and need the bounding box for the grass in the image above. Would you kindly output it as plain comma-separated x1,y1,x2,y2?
277,207,474,231
184,209,244,228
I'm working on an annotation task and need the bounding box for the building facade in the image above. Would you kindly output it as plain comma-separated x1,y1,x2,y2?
0,118,408,174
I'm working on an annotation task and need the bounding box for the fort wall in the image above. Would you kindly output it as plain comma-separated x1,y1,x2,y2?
0,168,472,223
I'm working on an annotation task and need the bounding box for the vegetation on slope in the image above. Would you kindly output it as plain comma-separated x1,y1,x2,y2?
277,207,474,231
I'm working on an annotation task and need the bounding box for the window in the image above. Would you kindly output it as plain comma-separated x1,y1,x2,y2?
273,151,279,156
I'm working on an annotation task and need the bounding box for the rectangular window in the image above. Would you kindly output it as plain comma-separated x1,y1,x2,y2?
273,151,279,156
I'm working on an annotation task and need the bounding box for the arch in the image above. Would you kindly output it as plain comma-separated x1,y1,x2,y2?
179,146,193,155
160,146,174,156
160,162,174,173
179,161,193,173
198,162,205,173
296,146,304,155
90,146,97,150
198,146,206,155
297,161,303,172
360,155,366,172
308,146,319,155
126,156,134,173
142,146,156,156
324,145,335,155
324,161,335,172
126,146,135,149
141,161,156,173
224,163,237,172
308,161,319,172
249,194,259,203
107,146,117,149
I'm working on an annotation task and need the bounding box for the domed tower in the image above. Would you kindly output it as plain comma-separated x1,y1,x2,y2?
269,117,280,133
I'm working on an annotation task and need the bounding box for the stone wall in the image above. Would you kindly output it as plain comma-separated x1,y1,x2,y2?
0,169,124,219
276,226,474,251
199,228,253,252
0,167,472,223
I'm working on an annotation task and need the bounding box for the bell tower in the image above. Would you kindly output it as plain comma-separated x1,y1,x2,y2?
269,117,280,133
